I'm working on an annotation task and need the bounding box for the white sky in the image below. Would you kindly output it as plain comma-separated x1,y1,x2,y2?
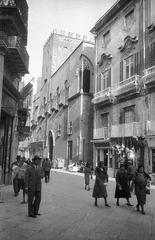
24,0,116,83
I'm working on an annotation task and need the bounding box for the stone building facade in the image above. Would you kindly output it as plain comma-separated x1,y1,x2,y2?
91,0,155,181
31,31,95,167
0,0,29,184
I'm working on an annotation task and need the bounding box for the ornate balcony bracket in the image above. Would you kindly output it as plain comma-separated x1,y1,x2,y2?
97,53,112,67
147,23,155,33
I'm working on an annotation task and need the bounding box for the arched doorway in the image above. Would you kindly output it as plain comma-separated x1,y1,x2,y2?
48,130,55,162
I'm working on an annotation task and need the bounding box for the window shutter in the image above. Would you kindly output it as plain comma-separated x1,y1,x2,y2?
151,42,155,67
108,69,111,87
134,52,139,75
119,109,124,124
120,61,123,82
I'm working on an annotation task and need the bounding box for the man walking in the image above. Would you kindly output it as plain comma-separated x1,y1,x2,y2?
25,155,44,218
11,155,21,197
42,158,52,183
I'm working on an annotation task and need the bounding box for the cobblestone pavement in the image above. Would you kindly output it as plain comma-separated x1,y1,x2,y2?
0,169,155,240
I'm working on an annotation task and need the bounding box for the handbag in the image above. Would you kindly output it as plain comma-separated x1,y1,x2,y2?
146,180,151,194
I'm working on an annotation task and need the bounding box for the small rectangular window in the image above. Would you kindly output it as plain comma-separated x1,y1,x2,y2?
124,106,135,123
97,74,101,92
103,31,110,46
125,9,134,27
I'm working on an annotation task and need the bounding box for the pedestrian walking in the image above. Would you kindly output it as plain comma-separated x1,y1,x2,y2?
42,158,52,183
92,161,111,207
11,155,21,197
25,155,44,218
115,164,133,207
133,165,151,215
18,158,28,204
84,162,91,190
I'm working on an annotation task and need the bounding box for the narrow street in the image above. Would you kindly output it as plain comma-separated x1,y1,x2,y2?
0,170,155,240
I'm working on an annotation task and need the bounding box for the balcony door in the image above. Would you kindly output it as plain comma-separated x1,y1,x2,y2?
101,113,109,138
96,148,108,168
152,149,155,174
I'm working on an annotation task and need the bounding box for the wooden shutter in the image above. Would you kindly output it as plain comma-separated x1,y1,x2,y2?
120,61,123,82
134,52,139,75
119,109,124,124
150,42,155,67
108,68,111,87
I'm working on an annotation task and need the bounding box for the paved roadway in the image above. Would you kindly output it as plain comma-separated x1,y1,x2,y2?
0,169,155,240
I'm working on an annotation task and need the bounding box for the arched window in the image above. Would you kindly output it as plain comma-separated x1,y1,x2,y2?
79,58,91,93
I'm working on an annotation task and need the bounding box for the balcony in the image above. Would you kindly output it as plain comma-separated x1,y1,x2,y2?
146,120,155,136
143,66,155,88
111,122,142,138
114,75,140,101
0,31,8,51
93,127,110,139
5,36,29,74
0,0,28,44
92,87,113,106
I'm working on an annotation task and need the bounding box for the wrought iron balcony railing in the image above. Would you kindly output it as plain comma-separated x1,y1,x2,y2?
93,127,110,139
7,36,29,72
111,122,142,138
0,0,28,29
146,120,155,136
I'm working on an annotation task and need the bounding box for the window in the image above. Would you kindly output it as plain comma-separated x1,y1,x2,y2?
125,9,134,28
150,42,155,67
102,69,111,89
64,80,69,105
120,106,135,124
68,121,73,135
101,113,109,127
103,31,110,46
96,69,111,92
124,109,134,123
68,141,73,162
120,54,138,82
57,124,61,137
125,55,134,79
124,106,135,123
152,149,155,173
151,0,155,24
97,74,101,92
56,87,60,109
83,69,90,93
43,97,46,107
101,113,109,138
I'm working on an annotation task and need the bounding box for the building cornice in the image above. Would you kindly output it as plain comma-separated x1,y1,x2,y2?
90,0,133,34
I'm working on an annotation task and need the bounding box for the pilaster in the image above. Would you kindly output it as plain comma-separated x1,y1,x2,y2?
0,47,7,119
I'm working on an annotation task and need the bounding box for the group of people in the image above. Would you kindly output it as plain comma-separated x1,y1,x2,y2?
11,155,151,218
84,160,151,215
11,155,52,218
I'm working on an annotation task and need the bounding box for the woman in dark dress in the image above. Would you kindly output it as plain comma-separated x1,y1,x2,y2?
92,161,111,207
115,164,133,206
134,165,151,215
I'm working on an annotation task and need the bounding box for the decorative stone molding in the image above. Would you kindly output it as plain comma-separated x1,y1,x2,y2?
97,53,112,67
147,23,155,33
118,36,138,54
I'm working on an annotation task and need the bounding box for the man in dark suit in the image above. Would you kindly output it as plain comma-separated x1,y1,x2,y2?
25,155,44,218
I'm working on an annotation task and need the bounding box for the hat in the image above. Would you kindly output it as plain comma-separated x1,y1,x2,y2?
33,155,41,161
